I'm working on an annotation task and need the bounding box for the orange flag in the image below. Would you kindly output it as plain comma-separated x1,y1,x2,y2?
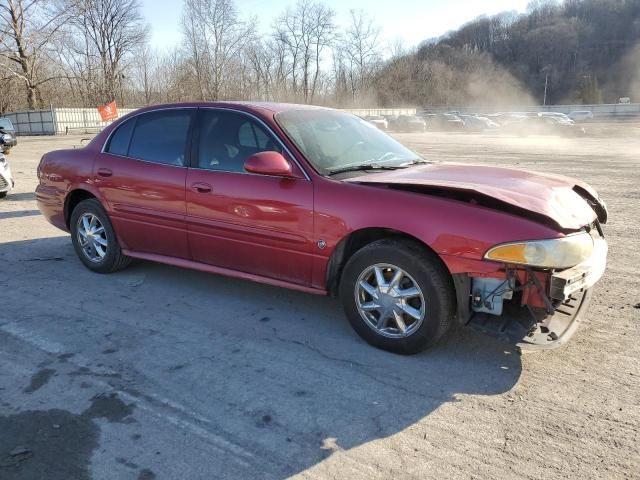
97,101,118,121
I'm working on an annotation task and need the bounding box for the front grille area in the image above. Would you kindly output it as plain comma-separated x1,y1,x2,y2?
0,174,9,189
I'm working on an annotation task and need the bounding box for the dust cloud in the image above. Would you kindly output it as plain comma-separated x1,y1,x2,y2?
606,43,640,103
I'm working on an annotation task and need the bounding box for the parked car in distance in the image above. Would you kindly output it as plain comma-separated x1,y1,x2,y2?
365,115,389,131
0,117,17,153
568,110,594,122
0,154,14,198
499,114,584,136
36,102,608,354
538,112,575,124
392,115,426,132
423,113,466,131
532,115,585,136
459,115,500,131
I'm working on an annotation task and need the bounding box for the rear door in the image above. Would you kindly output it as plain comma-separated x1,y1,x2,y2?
185,108,314,285
95,108,194,258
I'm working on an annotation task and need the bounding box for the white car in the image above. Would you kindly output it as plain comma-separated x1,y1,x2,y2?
538,112,575,124
0,154,13,198
568,110,594,122
366,116,389,130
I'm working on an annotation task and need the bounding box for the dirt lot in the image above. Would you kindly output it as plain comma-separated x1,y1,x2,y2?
0,126,639,480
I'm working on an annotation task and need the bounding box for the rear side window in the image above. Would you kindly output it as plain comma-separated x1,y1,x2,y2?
106,118,135,156
127,110,192,166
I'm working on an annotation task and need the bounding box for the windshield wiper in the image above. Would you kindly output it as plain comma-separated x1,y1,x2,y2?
400,159,430,166
326,163,407,176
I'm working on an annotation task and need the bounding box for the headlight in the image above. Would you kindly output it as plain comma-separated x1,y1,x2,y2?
485,232,594,269
1,134,11,142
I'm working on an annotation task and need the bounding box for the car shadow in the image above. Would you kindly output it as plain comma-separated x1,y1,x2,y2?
0,236,523,479
0,209,41,220
2,191,36,202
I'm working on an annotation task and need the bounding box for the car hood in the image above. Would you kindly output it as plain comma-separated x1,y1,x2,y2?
346,163,605,231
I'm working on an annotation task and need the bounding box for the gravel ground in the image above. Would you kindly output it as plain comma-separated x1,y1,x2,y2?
0,126,638,480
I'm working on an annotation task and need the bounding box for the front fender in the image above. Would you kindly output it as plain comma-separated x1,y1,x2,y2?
312,179,562,288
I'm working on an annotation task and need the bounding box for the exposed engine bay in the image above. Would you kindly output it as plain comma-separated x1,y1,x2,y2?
459,225,607,350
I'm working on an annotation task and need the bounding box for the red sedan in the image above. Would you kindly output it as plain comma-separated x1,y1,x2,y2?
36,102,608,354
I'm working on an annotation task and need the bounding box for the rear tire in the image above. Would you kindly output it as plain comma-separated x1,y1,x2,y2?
70,198,131,273
339,238,455,354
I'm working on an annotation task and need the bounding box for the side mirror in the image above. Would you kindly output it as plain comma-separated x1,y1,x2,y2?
244,151,293,177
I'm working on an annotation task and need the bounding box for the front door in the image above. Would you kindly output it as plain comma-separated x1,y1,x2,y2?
186,109,314,285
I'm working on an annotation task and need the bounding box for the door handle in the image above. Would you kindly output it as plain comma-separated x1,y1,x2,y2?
191,182,212,193
97,168,113,177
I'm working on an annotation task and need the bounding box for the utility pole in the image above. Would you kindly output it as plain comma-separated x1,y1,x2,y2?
543,73,549,106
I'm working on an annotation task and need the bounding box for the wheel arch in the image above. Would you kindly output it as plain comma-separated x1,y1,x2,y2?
325,227,452,296
64,188,99,229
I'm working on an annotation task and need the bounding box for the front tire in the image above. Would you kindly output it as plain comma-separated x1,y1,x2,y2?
339,239,455,354
70,198,131,273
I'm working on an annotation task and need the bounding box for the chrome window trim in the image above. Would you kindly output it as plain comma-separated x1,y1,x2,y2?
100,105,311,181
99,152,189,169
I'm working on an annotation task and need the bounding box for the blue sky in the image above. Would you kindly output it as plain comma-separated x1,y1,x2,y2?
142,0,530,52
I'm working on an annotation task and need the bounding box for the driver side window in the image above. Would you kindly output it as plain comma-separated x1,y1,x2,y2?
196,110,282,172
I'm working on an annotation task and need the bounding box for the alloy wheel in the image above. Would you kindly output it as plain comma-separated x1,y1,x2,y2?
354,263,426,338
76,213,108,262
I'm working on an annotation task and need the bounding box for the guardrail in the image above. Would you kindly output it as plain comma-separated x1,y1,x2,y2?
422,103,640,119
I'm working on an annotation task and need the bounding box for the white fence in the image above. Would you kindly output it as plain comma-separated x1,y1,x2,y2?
3,107,138,135
54,107,138,134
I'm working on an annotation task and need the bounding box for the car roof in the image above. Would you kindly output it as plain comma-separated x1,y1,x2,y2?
130,101,332,117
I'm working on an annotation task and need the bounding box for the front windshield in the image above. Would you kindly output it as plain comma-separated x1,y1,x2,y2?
276,109,424,175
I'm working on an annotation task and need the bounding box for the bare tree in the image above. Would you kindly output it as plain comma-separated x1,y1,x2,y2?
132,43,155,105
62,0,148,104
3,0,638,111
307,1,336,102
272,0,336,103
181,0,255,101
0,0,68,108
344,9,381,99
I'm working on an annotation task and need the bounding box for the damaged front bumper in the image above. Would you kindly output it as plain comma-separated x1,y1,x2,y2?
460,235,607,351
467,288,593,351
549,237,607,302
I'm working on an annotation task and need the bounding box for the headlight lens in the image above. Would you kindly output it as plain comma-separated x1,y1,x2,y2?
485,233,594,269
1,134,11,142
